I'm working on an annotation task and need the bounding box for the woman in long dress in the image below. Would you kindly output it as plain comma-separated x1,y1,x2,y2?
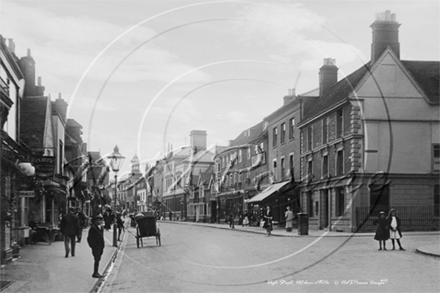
285,206,294,232
263,205,273,236
387,209,405,251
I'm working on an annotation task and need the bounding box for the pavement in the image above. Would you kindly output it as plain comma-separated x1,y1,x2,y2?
0,228,122,293
1,220,438,293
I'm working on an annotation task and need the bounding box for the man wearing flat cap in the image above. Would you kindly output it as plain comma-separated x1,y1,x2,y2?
87,214,106,278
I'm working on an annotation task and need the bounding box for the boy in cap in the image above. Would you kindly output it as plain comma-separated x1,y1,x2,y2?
87,214,105,278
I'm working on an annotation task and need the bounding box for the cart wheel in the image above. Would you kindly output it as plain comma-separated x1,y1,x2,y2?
158,234,161,246
136,236,139,248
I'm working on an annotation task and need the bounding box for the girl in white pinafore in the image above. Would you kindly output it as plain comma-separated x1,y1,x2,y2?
387,209,405,251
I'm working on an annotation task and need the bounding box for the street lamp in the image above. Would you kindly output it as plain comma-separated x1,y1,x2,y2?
107,145,125,247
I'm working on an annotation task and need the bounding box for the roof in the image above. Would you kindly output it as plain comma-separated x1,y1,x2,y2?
230,121,264,147
300,64,370,124
401,60,439,104
20,97,50,149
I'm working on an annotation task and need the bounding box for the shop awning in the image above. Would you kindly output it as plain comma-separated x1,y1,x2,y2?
246,181,290,203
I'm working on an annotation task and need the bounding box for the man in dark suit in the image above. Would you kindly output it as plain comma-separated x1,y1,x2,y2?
60,207,80,258
88,214,105,278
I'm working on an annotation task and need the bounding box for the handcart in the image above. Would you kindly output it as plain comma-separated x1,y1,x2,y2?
135,215,161,248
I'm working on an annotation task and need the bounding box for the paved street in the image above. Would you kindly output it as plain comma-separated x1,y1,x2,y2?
101,222,440,293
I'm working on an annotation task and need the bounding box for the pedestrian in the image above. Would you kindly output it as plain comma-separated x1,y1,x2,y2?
263,205,273,236
87,214,105,278
60,207,80,258
229,213,235,229
387,209,405,251
242,211,249,227
116,212,124,241
169,211,172,221
285,206,294,232
373,211,389,251
103,208,113,230
76,207,86,243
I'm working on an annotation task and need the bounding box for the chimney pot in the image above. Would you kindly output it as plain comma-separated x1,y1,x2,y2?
38,77,42,86
27,49,31,57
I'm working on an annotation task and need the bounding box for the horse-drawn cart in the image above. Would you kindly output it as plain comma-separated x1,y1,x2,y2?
135,214,161,248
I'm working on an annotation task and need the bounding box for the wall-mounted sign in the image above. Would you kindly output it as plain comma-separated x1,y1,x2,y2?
19,191,35,197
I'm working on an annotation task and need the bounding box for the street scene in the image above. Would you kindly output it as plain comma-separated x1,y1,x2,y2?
1,0,439,292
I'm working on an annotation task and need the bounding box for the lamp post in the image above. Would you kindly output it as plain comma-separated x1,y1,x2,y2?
107,145,125,247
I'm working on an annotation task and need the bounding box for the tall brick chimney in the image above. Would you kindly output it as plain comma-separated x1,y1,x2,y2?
319,58,338,96
35,76,45,96
18,49,36,97
52,93,68,121
190,130,207,152
371,10,400,63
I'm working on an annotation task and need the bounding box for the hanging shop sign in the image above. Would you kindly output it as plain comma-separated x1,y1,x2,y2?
33,156,55,178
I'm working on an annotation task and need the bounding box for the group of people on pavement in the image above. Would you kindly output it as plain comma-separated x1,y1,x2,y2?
373,209,405,251
59,206,126,279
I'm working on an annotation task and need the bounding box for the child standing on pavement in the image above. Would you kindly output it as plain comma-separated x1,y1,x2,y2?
373,211,389,251
87,214,105,278
387,209,405,251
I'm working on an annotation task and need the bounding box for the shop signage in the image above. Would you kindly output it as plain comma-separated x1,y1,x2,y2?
33,156,55,178
19,191,35,197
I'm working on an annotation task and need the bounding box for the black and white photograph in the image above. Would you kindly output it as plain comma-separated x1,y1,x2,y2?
0,0,439,292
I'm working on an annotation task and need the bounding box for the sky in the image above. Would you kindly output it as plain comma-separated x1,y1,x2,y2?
1,0,439,176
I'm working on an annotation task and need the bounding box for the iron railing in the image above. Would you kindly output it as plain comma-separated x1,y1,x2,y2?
356,205,439,232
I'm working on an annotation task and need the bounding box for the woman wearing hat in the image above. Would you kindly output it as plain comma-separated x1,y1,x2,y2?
373,211,389,250
387,209,405,251
263,205,273,236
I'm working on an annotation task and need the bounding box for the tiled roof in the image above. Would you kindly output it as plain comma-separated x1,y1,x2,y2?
300,64,370,124
401,60,439,104
231,121,264,146
20,97,49,149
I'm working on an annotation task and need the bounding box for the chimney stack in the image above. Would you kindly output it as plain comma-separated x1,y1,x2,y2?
52,93,68,121
319,58,338,96
283,88,296,105
35,76,45,96
18,48,36,97
7,39,15,54
190,130,207,151
370,10,400,63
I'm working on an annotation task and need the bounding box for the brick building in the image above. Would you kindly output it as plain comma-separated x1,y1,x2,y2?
297,11,439,232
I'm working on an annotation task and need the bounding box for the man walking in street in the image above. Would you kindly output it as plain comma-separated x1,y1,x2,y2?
76,207,86,242
60,207,80,258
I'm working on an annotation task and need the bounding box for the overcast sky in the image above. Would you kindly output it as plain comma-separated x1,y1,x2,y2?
1,0,439,175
